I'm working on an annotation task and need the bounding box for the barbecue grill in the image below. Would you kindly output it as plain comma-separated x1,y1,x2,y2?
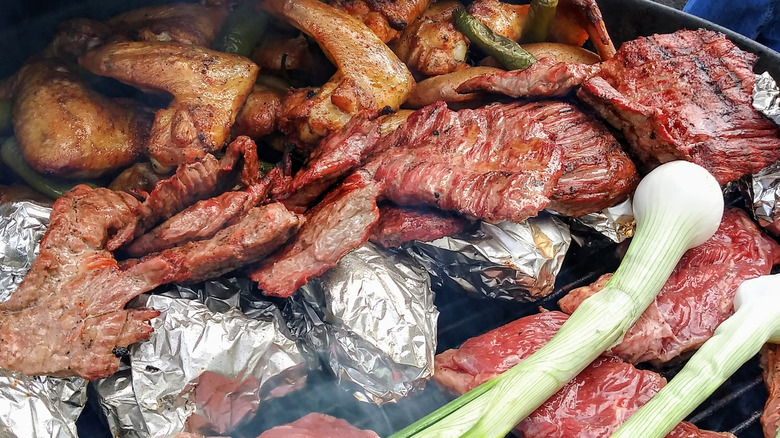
3,0,779,436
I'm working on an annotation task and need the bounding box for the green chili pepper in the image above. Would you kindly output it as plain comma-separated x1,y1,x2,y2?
0,137,95,199
452,9,537,71
520,0,559,44
0,99,12,136
212,0,271,57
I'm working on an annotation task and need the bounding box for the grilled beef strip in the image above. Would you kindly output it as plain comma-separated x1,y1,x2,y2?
283,117,381,212
434,311,733,438
577,29,780,184
455,58,600,98
369,204,469,248
509,101,639,216
365,101,564,223
250,169,382,298
761,344,780,438
559,208,780,364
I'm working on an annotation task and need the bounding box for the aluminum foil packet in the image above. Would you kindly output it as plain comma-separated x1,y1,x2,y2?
96,292,307,438
0,201,50,301
0,199,88,438
404,214,570,301
288,243,438,405
570,197,635,244
744,160,780,235
754,71,780,126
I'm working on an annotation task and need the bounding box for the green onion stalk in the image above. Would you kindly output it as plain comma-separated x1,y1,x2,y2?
612,273,780,438
390,160,725,438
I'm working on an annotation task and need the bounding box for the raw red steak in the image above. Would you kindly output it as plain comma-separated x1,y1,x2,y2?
434,311,734,437
578,29,780,184
559,208,780,364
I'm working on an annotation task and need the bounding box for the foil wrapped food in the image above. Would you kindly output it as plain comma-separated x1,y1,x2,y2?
743,73,780,234
754,71,780,126
0,201,50,301
96,292,307,438
404,214,570,301
570,197,636,244
0,200,88,438
288,243,438,404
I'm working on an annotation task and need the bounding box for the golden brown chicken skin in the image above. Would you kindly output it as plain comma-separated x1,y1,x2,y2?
329,0,431,43
12,59,152,179
391,0,470,79
81,41,259,166
233,83,286,139
266,0,415,146
106,3,229,47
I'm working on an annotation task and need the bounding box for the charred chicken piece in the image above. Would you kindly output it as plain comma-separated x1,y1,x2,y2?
329,0,431,43
11,59,152,179
106,3,229,47
41,18,112,63
266,0,415,147
81,41,259,166
391,0,469,79
233,82,285,139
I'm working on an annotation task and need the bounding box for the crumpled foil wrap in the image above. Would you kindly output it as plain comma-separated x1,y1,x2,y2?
0,201,50,301
741,73,780,234
288,243,438,405
96,292,307,438
570,197,635,244
404,214,570,301
744,160,780,236
754,71,780,126
0,200,88,438
0,370,86,438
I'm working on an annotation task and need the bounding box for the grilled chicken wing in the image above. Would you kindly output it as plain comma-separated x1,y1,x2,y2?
81,41,259,166
391,0,469,79
266,0,414,147
233,82,286,139
329,0,431,43
12,59,151,179
106,3,229,47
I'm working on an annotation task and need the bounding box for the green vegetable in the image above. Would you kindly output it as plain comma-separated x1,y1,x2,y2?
452,9,537,71
520,0,558,44
611,273,780,438
0,99,12,135
0,137,94,199
390,161,725,438
212,0,271,57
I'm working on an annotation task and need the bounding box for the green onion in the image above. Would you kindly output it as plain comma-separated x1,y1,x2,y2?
390,161,724,438
520,0,559,44
452,9,537,71
611,273,780,438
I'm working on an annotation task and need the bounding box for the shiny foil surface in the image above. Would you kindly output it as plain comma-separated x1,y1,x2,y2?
746,160,780,235
572,197,636,243
754,72,780,126
290,243,438,404
127,294,306,437
404,214,571,301
0,201,50,302
0,200,87,438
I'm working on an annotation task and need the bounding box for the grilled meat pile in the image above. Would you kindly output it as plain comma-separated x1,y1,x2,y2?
2,0,780,434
